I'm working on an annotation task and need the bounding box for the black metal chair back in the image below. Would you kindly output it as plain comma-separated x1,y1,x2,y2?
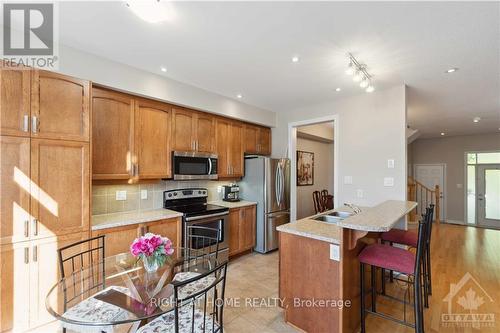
172,261,228,333
414,211,429,277
185,225,221,261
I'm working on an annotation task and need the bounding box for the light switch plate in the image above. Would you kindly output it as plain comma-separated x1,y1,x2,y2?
384,177,394,187
357,189,364,198
344,176,353,185
387,159,395,169
116,190,127,201
330,244,340,261
141,190,148,200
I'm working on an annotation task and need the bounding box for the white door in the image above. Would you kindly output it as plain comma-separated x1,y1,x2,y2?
414,164,445,221
477,164,500,229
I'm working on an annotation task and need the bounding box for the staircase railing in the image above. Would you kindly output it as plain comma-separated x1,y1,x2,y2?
408,177,440,224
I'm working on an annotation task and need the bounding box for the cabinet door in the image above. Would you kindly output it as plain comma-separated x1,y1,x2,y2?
215,118,231,178
172,108,195,152
92,88,135,180
29,232,88,329
244,125,259,154
135,99,171,179
31,70,90,142
0,242,31,332
230,122,244,177
145,218,180,247
240,206,256,250
0,66,31,137
0,136,31,244
93,225,140,257
195,113,214,153
228,209,240,256
30,139,90,238
259,127,272,155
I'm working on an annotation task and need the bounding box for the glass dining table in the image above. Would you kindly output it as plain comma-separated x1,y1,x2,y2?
46,248,220,332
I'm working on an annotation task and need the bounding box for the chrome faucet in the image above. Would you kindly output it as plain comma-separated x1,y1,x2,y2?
344,203,362,214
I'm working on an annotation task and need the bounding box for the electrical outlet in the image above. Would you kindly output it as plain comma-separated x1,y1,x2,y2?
344,176,353,185
217,186,222,193
357,189,364,198
141,190,148,200
330,244,340,261
384,177,394,187
387,159,395,169
116,190,127,201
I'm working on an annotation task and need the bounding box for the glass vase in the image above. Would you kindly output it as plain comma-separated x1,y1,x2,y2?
142,255,159,273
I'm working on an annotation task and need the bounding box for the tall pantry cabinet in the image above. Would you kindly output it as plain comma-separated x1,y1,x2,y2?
0,64,90,332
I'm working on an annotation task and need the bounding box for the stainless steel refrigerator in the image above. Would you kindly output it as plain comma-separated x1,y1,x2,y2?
239,156,290,253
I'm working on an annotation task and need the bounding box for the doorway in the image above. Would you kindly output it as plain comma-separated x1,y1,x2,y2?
414,164,446,222
288,115,338,222
476,164,500,229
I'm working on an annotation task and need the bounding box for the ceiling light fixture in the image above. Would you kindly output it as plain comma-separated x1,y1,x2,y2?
292,56,299,63
473,117,481,123
346,53,374,93
335,88,341,92
440,132,445,136
125,0,175,24
445,68,458,73
236,94,243,99
160,67,167,72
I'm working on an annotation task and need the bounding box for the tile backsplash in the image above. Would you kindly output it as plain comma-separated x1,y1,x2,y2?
92,180,235,215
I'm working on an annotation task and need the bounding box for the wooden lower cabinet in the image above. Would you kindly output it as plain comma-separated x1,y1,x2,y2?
144,218,182,248
228,205,256,257
0,232,88,332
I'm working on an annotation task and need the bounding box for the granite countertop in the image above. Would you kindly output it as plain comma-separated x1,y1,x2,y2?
209,200,257,209
277,200,417,243
92,209,183,231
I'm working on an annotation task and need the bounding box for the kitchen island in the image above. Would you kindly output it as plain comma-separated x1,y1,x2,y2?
277,200,417,333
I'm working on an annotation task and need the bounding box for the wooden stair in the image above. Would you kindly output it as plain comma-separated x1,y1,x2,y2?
408,177,441,224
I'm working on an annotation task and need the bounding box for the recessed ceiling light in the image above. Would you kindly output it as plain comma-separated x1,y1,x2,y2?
335,88,341,92
292,56,299,63
445,68,458,73
365,85,375,93
160,67,167,72
440,132,445,136
236,94,243,99
126,0,175,23
473,117,481,123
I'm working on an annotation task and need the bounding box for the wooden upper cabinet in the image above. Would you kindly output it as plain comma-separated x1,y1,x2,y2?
135,98,171,179
230,122,244,177
195,112,215,153
0,136,31,245
92,88,134,180
244,124,271,155
172,108,195,152
0,66,31,137
30,139,89,238
31,70,90,142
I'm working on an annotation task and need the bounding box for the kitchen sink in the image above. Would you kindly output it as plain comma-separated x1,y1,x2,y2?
313,215,344,224
327,211,353,218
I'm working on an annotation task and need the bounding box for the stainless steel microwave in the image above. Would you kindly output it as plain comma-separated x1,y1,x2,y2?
172,151,218,180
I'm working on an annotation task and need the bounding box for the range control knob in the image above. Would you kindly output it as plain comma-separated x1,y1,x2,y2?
198,190,202,194
168,193,172,197
173,192,177,196
203,190,207,195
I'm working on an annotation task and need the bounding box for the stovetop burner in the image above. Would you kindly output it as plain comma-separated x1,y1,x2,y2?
163,188,228,218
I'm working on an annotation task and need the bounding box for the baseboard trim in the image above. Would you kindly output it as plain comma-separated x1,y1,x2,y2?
443,219,466,225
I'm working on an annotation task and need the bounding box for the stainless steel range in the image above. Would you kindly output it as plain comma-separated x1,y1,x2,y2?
163,188,229,260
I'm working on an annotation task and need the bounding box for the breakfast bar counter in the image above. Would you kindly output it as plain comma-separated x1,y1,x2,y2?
277,200,417,333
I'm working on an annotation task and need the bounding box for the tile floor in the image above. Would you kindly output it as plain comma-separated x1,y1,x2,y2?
223,251,299,333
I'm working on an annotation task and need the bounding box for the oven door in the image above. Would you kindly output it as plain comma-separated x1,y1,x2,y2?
183,212,229,259
173,151,218,180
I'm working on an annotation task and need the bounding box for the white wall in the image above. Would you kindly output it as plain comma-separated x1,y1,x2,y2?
273,85,407,209
57,45,276,127
296,137,334,219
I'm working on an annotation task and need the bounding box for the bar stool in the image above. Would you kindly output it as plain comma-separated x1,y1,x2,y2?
381,204,435,307
358,215,428,333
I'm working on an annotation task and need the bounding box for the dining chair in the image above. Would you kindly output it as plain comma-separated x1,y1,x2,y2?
312,190,323,213
137,260,228,333
57,235,129,333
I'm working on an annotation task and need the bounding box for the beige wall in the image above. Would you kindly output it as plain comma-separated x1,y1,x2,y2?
409,133,500,223
296,137,334,219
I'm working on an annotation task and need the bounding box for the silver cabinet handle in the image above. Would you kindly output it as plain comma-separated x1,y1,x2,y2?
23,115,29,132
24,220,29,237
32,245,37,262
32,219,38,236
24,247,29,264
31,116,39,133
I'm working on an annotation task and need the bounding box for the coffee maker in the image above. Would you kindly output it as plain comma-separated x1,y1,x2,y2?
222,184,240,202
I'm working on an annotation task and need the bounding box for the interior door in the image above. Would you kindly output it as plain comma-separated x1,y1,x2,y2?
414,164,445,221
477,164,500,229
0,66,31,137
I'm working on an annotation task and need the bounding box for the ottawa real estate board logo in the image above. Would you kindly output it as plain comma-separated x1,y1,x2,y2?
2,2,59,69
442,272,495,329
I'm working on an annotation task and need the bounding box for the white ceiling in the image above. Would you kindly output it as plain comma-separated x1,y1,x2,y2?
58,1,499,138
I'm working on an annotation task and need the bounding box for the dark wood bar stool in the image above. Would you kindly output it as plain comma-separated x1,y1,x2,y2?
358,213,429,333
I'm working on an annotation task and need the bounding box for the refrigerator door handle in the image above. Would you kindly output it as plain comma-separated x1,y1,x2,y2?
275,165,280,206
279,162,285,207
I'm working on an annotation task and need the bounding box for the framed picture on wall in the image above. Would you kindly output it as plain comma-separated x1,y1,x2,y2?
297,150,314,186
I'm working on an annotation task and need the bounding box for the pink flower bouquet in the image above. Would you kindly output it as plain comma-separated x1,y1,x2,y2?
130,233,174,272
